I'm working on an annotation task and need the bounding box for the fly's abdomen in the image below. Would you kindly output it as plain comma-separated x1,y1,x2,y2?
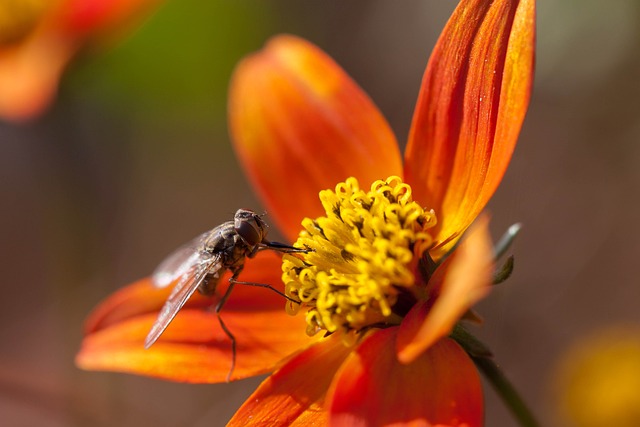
198,267,225,296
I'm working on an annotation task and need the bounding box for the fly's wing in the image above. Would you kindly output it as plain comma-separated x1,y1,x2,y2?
152,230,214,288
144,253,220,349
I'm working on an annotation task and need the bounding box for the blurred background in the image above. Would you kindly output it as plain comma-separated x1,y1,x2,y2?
1,0,639,426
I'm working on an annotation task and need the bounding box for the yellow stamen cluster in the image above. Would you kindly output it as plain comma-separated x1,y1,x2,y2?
282,176,437,336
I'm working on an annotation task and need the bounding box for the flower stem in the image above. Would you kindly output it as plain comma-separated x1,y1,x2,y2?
451,325,540,427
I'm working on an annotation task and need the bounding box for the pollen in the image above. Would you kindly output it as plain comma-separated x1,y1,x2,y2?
282,176,437,336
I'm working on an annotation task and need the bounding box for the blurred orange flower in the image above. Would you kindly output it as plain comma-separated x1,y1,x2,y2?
76,0,535,425
0,0,159,121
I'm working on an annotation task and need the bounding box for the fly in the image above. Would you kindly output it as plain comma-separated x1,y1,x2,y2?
145,208,305,381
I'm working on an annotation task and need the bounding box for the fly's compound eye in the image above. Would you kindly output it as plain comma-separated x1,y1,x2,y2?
235,212,266,246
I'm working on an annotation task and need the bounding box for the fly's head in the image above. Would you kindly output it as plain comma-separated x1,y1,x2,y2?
234,209,268,247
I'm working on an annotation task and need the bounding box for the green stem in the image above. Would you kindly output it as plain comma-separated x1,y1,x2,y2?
451,325,540,427
474,357,540,427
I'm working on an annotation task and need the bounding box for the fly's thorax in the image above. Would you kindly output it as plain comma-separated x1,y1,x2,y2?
282,176,437,338
206,224,254,268
203,222,237,252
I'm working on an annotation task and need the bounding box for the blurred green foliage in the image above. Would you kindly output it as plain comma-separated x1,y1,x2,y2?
68,0,273,121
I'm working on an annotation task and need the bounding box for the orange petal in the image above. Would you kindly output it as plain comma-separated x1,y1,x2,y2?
228,335,351,426
0,0,159,122
77,306,318,382
397,216,494,363
78,251,317,382
327,330,483,427
0,29,74,121
405,0,535,253
84,252,289,334
229,34,402,241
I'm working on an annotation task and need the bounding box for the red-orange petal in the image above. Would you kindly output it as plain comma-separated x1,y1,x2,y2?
77,252,318,382
405,0,535,254
327,330,483,427
228,335,351,426
397,216,494,364
84,252,291,334
229,34,402,241
77,308,318,382
54,0,160,38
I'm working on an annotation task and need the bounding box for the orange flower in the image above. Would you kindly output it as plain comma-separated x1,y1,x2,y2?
76,0,535,425
0,0,159,121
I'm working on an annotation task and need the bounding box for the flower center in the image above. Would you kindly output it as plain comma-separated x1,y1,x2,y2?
282,176,437,337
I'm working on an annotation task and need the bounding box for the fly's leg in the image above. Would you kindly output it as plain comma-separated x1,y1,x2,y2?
215,266,303,382
215,314,236,384
251,241,310,257
215,267,240,383
228,279,300,305
265,241,310,253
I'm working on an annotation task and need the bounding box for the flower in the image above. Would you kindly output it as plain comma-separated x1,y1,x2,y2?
76,0,535,425
554,327,640,427
0,0,159,121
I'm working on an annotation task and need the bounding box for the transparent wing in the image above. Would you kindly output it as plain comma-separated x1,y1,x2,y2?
144,253,220,349
152,230,214,288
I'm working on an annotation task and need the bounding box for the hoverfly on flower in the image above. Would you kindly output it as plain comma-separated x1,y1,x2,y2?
146,209,305,381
